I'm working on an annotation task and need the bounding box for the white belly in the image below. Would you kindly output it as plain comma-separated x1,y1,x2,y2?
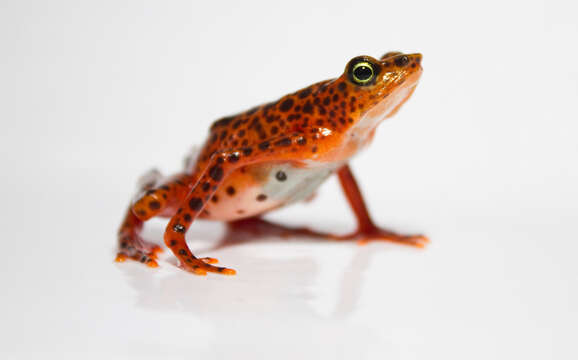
203,161,341,221
262,162,339,204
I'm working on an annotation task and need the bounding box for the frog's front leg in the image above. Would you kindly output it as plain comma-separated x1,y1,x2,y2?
165,133,318,275
335,164,429,247
115,172,195,266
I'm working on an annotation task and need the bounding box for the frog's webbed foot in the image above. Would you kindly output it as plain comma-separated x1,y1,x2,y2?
330,225,429,248
115,232,163,267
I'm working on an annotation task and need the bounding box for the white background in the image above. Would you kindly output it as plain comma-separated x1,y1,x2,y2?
1,0,577,359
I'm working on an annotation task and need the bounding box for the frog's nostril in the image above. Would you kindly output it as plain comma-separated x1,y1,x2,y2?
394,55,410,67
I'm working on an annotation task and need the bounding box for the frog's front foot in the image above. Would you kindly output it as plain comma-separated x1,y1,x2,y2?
332,225,429,248
115,232,163,267
178,257,237,276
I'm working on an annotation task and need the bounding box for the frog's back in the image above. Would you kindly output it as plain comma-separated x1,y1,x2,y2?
193,79,333,169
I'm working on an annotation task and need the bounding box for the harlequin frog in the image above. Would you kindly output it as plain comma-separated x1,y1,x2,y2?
116,51,428,275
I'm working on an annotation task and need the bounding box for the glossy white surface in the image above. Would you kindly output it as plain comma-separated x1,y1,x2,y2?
1,1,577,359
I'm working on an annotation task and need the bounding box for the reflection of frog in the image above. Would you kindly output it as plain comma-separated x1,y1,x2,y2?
116,51,427,275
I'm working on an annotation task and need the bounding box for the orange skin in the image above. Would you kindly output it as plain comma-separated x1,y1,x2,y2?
116,51,428,275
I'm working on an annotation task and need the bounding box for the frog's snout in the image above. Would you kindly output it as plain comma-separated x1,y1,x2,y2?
411,53,422,64
381,52,422,69
393,53,422,68
380,53,423,84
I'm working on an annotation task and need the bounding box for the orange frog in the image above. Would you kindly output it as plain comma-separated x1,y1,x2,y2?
116,51,428,275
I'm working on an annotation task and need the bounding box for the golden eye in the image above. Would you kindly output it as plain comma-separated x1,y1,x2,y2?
351,61,375,84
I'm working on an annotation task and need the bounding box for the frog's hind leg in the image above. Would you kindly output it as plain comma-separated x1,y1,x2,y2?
224,165,428,249
334,164,429,247
115,170,194,267
227,217,331,239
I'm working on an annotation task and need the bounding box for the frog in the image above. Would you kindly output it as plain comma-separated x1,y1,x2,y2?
115,51,428,275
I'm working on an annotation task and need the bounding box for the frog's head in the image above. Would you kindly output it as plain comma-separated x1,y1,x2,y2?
335,51,423,139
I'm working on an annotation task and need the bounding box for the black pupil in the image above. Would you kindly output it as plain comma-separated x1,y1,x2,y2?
354,65,372,81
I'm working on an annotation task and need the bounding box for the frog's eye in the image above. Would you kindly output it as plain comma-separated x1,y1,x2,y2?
347,58,378,86
352,62,374,84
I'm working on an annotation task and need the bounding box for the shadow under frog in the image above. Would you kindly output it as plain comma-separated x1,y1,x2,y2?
116,220,399,354
116,218,379,320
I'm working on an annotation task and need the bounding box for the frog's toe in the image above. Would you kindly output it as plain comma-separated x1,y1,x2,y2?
116,234,163,267
200,257,219,264
180,259,236,276
148,245,163,259
115,251,159,267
